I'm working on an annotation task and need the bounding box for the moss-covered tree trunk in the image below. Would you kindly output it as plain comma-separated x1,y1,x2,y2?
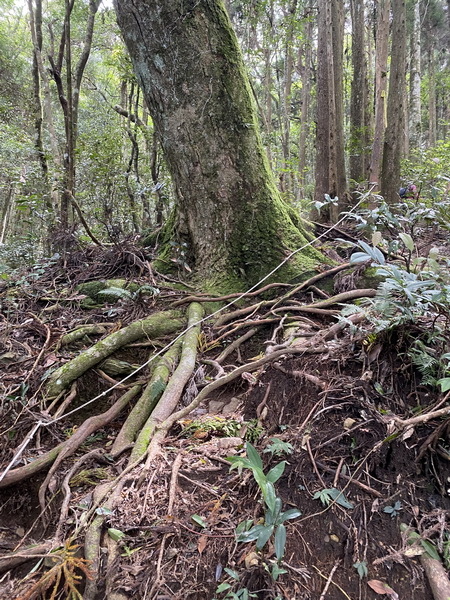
114,0,323,291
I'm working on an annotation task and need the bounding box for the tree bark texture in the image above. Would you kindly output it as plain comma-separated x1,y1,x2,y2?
380,0,406,203
114,0,322,290
350,0,366,184
369,0,390,191
409,0,421,148
314,0,347,217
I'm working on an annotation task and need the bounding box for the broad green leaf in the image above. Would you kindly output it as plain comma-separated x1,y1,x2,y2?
236,519,254,534
274,524,286,560
421,540,441,561
266,461,286,483
246,442,263,470
252,467,267,492
215,582,231,593
224,567,240,580
95,506,113,516
191,514,207,528
398,233,415,251
437,377,450,392
350,251,371,264
262,481,277,513
279,508,302,522
236,524,266,543
271,564,287,581
107,528,125,541
255,525,274,550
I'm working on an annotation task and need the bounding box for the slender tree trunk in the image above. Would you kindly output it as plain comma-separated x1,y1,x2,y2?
114,0,322,290
409,0,421,148
263,0,274,168
297,3,313,200
280,0,298,196
0,183,14,245
315,0,334,207
380,0,407,203
369,0,390,191
48,0,101,230
331,0,348,207
28,0,62,221
350,0,366,185
428,43,437,147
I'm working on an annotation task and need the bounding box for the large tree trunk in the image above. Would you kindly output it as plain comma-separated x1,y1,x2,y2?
114,0,322,291
380,0,406,203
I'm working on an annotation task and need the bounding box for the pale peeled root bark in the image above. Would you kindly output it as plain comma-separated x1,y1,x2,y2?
110,339,182,457
46,310,185,398
420,553,450,600
129,302,204,462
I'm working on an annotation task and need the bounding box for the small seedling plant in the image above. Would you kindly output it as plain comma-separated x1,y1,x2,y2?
214,443,300,599
227,443,301,563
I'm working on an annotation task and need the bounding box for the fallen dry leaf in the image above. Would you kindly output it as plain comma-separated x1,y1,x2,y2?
197,534,208,554
367,579,399,599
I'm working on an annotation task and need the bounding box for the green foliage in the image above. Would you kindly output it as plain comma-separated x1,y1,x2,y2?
180,416,261,442
312,487,354,509
353,561,368,579
227,442,301,559
383,501,402,518
402,140,450,205
214,442,300,599
263,437,294,458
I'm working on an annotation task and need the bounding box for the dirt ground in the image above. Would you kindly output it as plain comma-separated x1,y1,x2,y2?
1,242,449,600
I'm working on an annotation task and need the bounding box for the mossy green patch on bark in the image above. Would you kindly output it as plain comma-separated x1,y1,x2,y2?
46,310,185,398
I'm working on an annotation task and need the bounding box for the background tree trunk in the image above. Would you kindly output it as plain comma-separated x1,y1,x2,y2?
369,0,390,191
350,0,366,186
380,0,406,203
114,0,322,291
409,0,421,148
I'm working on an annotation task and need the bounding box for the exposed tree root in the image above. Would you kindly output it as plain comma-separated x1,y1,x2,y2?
129,302,204,462
0,385,141,489
0,542,54,574
57,323,113,348
110,340,182,457
420,551,450,600
7,280,428,600
46,310,185,398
